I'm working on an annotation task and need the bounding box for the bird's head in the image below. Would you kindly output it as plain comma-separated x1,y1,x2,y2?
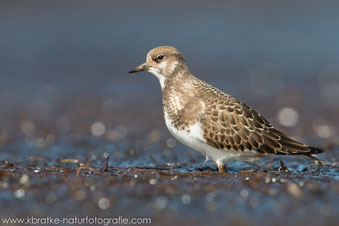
129,46,189,87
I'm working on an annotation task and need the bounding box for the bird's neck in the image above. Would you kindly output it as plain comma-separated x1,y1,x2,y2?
152,62,189,90
160,68,191,88
162,72,196,118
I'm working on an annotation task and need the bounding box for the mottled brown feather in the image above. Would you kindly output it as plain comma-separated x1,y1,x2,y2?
191,80,324,155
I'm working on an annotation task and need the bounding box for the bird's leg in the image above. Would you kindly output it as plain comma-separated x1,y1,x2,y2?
202,155,209,166
195,156,214,172
216,160,228,173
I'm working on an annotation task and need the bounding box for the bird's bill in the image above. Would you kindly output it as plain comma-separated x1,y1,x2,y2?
129,63,149,73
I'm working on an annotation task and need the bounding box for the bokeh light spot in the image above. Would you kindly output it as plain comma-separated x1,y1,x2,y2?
91,122,106,137
277,107,299,127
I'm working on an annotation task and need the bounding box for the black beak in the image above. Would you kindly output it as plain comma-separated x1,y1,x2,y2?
129,63,149,73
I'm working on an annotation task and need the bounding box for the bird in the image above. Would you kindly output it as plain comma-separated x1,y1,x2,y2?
129,46,324,173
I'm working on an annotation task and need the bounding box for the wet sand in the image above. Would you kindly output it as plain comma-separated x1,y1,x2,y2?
0,100,338,226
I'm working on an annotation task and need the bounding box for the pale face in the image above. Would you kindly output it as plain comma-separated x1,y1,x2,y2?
129,46,188,86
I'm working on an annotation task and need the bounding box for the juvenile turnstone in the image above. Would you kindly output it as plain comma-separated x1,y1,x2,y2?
129,46,324,172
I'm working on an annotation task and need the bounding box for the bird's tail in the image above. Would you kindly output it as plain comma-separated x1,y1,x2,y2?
304,148,325,164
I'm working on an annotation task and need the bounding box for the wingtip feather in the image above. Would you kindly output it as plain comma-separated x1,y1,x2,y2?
308,146,325,154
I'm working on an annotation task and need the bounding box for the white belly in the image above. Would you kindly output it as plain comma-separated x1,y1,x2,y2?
163,111,267,162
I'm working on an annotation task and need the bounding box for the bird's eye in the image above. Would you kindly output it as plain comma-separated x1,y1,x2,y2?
157,54,164,61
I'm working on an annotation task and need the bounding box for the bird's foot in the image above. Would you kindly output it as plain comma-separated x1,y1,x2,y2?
216,160,228,173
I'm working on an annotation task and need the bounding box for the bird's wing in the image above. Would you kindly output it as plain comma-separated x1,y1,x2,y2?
199,97,322,155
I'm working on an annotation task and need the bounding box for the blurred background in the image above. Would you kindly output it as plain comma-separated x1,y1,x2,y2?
0,1,338,225
1,0,338,146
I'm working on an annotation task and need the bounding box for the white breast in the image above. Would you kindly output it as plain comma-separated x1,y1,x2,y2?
163,111,228,162
164,111,205,146
163,111,267,163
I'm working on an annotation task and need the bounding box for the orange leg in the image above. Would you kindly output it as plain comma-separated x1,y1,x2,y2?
216,160,228,173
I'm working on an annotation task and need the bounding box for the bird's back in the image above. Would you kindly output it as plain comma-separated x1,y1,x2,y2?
176,76,324,156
